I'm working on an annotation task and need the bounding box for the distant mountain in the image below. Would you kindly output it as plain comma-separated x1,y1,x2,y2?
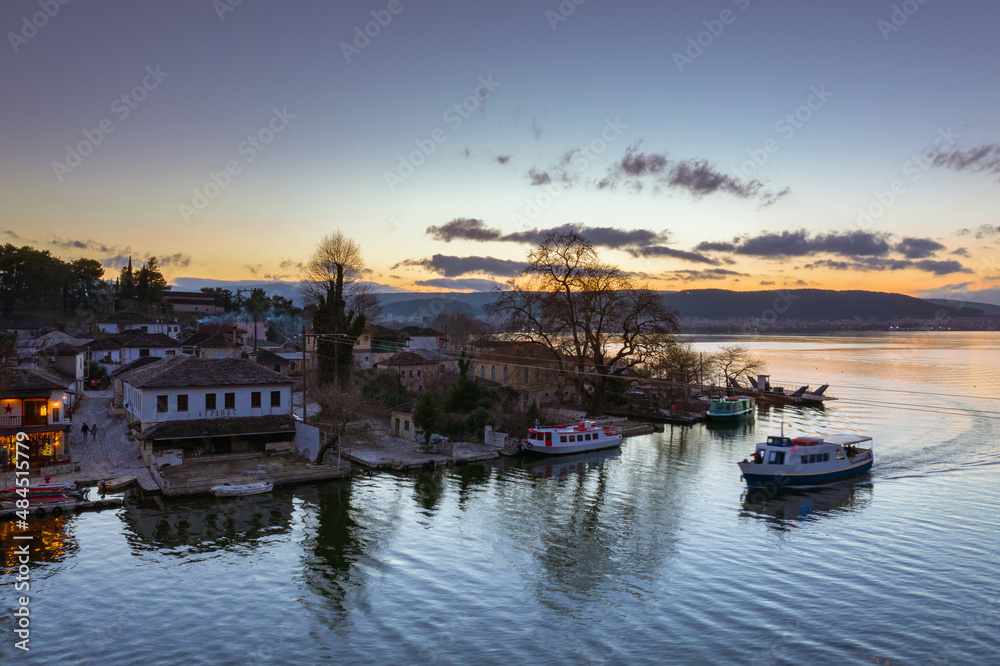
169,278,405,306
381,297,481,318
375,288,984,321
923,298,1000,315
660,289,982,320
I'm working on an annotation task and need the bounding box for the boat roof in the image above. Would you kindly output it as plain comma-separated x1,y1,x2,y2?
820,434,872,445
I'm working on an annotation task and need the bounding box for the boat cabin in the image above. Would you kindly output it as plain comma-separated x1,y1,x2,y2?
750,435,870,466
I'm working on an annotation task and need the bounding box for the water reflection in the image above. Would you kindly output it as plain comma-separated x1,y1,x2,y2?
120,492,294,553
705,418,757,442
739,480,874,533
525,447,621,478
0,513,78,567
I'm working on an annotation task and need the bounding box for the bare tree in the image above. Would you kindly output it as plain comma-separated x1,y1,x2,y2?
486,230,679,416
312,381,386,463
712,344,766,386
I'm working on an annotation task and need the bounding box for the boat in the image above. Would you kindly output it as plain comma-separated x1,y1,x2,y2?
210,471,274,497
706,395,756,422
98,475,136,493
738,432,873,487
522,421,623,455
1,484,84,509
734,375,837,407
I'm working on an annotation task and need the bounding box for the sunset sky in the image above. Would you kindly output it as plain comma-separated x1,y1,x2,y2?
3,1,1000,301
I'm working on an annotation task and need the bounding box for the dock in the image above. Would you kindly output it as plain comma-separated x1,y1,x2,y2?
1,497,122,521
341,437,501,471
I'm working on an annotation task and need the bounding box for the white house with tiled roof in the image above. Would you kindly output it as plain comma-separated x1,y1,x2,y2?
119,355,294,466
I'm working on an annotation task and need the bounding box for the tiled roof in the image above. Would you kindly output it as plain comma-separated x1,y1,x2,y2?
181,330,233,348
398,326,443,337
254,349,292,365
1,368,71,394
111,356,163,378
37,342,82,355
124,355,292,388
86,332,179,351
139,414,295,441
380,350,436,367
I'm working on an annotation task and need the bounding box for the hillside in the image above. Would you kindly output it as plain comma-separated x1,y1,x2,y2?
375,289,984,322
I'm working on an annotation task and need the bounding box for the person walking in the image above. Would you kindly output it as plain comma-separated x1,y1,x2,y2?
81,423,90,438
91,424,98,440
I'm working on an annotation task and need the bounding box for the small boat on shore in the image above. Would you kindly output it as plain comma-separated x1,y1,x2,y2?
211,470,273,497
706,395,756,422
522,421,623,455
738,432,873,487
99,475,136,493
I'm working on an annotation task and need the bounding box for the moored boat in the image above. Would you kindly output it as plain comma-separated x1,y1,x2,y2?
522,421,623,455
99,475,137,493
211,471,274,497
706,395,755,422
738,432,873,487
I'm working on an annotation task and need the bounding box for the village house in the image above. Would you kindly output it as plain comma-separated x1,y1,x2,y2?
375,348,458,393
161,290,224,315
0,368,72,474
84,332,182,377
398,326,446,350
96,312,181,338
470,341,573,407
29,341,86,406
118,355,294,467
179,328,242,359
253,348,300,376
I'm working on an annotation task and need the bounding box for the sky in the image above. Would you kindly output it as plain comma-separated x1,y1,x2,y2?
3,0,1000,302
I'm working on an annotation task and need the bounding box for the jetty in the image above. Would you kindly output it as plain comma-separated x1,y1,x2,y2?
1,497,122,521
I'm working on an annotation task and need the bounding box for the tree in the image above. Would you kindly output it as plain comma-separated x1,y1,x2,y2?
200,287,237,312
486,230,679,415
303,232,373,387
712,344,766,386
135,256,169,302
445,353,481,413
118,257,135,300
413,390,443,447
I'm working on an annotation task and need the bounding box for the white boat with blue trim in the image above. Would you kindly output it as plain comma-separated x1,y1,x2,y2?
738,432,873,487
522,421,623,455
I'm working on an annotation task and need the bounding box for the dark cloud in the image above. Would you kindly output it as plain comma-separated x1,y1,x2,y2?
243,264,262,276
895,237,944,259
101,254,131,269
496,154,511,165
279,259,303,270
759,280,775,285
427,218,501,243
665,268,748,282
974,224,1000,239
951,247,970,257
955,228,970,236
932,143,1000,178
625,245,718,265
794,280,807,286
160,253,191,267
527,168,551,186
49,236,117,253
414,277,504,291
913,259,973,275
694,240,737,252
393,254,525,278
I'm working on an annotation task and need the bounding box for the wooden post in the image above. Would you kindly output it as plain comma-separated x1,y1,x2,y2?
301,327,307,422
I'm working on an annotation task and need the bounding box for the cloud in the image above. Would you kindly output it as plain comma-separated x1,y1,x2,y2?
279,259,303,271
243,264,262,276
427,218,502,243
895,237,945,259
496,154,511,165
392,254,525,277
426,219,674,250
932,143,1000,178
3,230,27,241
951,247,970,257
48,235,121,254
973,224,1000,239
759,280,775,285
665,268,748,282
414,277,504,291
700,229,893,258
694,240,737,252
913,259,974,275
527,168,551,186
160,253,191,267
625,245,718,264
595,143,790,205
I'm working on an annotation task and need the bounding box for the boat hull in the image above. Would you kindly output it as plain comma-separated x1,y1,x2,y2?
739,460,873,487
706,411,753,422
211,481,274,497
522,437,622,456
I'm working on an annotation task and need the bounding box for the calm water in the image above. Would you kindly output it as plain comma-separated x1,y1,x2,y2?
3,332,999,664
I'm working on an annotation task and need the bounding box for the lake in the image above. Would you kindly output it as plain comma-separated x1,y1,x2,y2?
3,332,999,664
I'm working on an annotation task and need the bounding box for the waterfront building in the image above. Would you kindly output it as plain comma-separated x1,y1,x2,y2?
0,369,72,473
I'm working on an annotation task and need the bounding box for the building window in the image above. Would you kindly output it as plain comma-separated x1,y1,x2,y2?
139,349,150,357
271,391,281,407
166,350,175,356
524,367,529,383
251,392,261,408
177,394,188,412
480,366,485,379
52,406,61,422
273,364,281,372
404,420,410,431
490,366,496,381
206,393,216,410
535,367,540,382
417,369,421,377
224,393,235,410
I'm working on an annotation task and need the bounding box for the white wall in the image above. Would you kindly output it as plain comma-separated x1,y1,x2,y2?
124,383,292,425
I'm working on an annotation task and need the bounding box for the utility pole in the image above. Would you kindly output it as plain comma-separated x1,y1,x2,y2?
301,327,307,421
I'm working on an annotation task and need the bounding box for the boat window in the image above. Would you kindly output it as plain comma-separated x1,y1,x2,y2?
836,448,845,460
768,451,785,464
823,453,830,462
560,436,566,443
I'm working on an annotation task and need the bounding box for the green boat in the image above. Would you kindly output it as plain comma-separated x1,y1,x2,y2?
706,395,756,422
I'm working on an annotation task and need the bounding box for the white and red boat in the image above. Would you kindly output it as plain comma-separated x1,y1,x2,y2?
1,484,83,509
522,421,623,455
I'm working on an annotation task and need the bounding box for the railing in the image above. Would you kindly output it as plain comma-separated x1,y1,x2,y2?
0,416,23,427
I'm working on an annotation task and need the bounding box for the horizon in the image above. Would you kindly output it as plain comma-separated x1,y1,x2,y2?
3,2,1000,304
